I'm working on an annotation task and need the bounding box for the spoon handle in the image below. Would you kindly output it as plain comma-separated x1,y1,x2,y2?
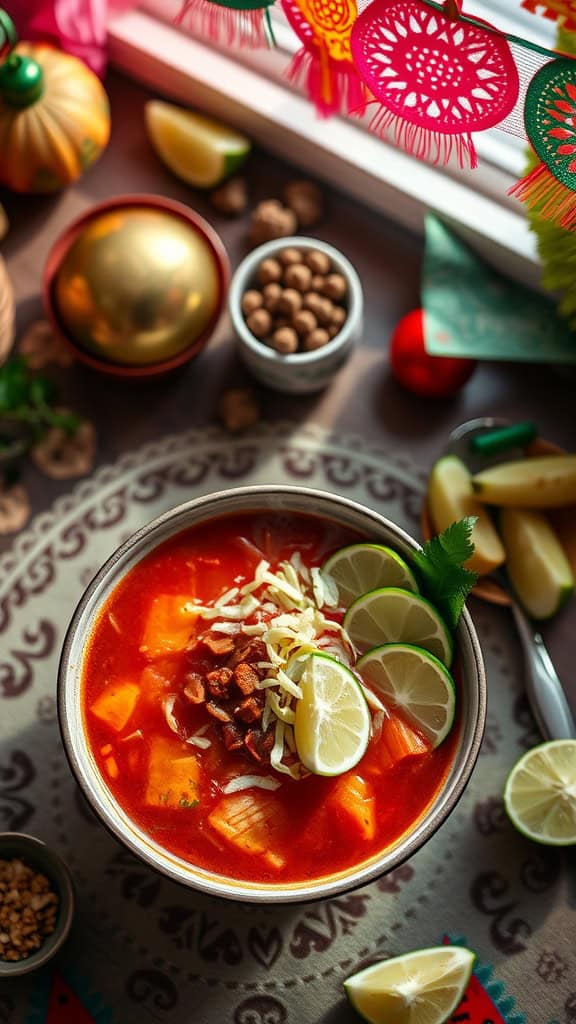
509,599,576,741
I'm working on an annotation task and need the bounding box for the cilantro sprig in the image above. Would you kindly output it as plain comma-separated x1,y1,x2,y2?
412,517,478,631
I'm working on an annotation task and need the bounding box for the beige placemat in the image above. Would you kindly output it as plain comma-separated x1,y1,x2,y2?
0,422,573,1024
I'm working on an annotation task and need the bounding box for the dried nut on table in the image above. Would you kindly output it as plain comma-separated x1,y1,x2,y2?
241,246,349,355
0,858,59,962
18,320,74,370
218,388,260,434
209,177,248,217
248,200,297,247
31,416,97,480
0,483,31,535
283,180,324,227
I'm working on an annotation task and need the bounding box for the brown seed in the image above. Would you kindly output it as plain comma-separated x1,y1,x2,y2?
330,305,347,328
315,297,334,326
293,309,318,337
262,282,282,311
241,289,263,316
283,263,312,292
276,288,302,316
209,176,248,217
246,308,272,338
272,327,299,354
278,247,302,266
303,328,330,351
302,292,325,318
322,273,347,301
328,324,340,339
311,274,325,292
257,258,282,286
304,249,331,275
284,180,324,227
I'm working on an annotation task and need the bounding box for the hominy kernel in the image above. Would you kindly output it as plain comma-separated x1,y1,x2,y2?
246,308,272,338
304,249,331,275
257,258,282,286
303,328,330,351
241,290,263,316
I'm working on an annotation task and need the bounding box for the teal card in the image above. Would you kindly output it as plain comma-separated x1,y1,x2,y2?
423,215,576,365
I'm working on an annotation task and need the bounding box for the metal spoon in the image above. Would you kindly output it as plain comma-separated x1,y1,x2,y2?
426,416,576,742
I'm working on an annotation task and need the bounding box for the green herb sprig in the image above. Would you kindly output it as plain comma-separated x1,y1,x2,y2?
412,517,478,631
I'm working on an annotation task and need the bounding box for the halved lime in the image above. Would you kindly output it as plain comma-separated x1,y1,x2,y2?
503,739,576,846
145,100,251,188
344,588,453,666
344,945,475,1024
358,644,456,748
294,652,370,776
322,544,419,607
499,507,574,620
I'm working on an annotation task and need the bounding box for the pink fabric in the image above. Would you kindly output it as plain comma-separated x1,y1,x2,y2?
3,0,139,77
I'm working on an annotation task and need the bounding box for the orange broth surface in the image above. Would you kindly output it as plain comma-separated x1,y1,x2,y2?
82,511,459,884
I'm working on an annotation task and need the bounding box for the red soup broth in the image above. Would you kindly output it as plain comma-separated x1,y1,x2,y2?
82,511,459,884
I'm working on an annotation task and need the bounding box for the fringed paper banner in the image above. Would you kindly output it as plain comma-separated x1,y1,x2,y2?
350,0,519,169
522,0,576,32
281,0,365,116
177,0,275,49
510,57,576,230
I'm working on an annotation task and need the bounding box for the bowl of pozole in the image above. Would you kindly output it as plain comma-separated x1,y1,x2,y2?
58,486,486,903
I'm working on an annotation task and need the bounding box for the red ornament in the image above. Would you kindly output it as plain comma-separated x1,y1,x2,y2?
389,309,476,398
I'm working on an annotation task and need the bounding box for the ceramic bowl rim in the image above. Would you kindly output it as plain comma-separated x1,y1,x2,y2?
228,236,363,366
42,193,230,378
0,832,75,976
58,485,486,904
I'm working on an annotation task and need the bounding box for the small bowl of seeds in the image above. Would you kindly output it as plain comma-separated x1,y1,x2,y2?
229,236,363,394
0,833,74,976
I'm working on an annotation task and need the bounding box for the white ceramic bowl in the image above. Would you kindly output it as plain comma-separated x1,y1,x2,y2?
58,486,486,904
229,237,363,394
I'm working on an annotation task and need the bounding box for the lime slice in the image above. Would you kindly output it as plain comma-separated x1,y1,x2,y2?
294,652,370,776
344,945,475,1024
322,544,419,607
358,644,456,748
503,740,576,846
499,507,574,620
145,100,251,188
344,588,453,666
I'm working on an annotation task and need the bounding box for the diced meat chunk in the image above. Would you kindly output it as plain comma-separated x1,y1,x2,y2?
183,673,206,704
244,726,274,763
222,722,245,751
235,696,263,724
202,634,236,656
233,662,259,695
206,701,233,723
206,667,233,699
227,639,267,669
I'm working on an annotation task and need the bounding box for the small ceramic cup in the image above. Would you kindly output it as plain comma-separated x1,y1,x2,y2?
229,237,363,394
0,833,75,977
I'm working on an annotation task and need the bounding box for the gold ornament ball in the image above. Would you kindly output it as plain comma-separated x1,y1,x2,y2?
53,206,222,367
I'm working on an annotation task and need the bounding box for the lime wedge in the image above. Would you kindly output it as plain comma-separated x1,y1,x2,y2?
504,740,576,846
294,653,370,776
499,507,574,620
322,544,419,607
358,644,455,748
145,100,251,188
344,588,453,666
344,945,475,1024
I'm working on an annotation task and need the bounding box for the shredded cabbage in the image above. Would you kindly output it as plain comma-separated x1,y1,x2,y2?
222,775,281,794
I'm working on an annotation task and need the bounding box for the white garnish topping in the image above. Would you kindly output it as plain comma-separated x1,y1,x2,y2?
216,586,239,607
108,612,122,634
120,729,143,742
186,735,212,749
311,567,340,609
266,689,296,724
222,775,281,794
163,695,180,735
210,621,243,634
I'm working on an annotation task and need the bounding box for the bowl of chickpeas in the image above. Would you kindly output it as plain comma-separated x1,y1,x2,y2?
229,237,363,394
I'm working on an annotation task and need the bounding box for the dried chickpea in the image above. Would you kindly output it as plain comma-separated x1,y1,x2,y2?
328,324,340,339
241,290,263,316
257,258,282,286
283,263,312,292
303,292,325,318
303,328,330,351
246,308,272,338
278,247,302,266
311,274,325,292
276,288,302,316
322,273,347,301
304,249,331,275
272,327,299,354
293,309,318,337
330,305,347,328
262,282,282,311
314,297,334,326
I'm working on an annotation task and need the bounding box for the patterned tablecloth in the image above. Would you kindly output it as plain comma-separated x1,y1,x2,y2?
1,420,574,1024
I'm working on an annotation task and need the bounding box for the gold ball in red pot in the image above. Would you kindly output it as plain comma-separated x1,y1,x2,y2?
52,204,224,368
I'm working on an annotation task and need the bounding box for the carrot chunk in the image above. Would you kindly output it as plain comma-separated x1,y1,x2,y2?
140,595,197,658
330,773,376,840
90,681,140,733
145,736,200,809
381,714,428,766
208,792,286,868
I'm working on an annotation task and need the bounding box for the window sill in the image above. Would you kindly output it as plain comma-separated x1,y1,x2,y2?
107,7,542,289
